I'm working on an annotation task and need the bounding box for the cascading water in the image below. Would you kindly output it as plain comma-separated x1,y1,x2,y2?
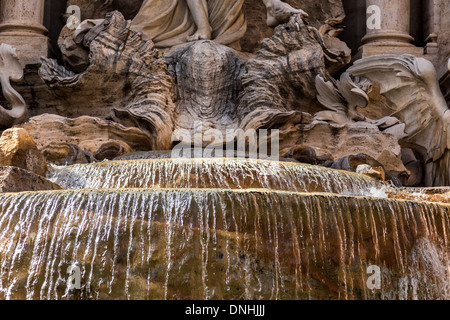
47,158,382,196
0,158,449,300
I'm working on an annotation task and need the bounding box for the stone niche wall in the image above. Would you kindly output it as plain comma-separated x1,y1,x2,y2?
44,0,68,60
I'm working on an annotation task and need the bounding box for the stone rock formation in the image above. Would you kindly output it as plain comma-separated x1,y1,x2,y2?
278,120,407,180
0,166,61,193
34,10,412,181
356,164,385,181
0,128,47,176
38,11,348,153
19,114,154,164
1,0,450,302
39,12,176,150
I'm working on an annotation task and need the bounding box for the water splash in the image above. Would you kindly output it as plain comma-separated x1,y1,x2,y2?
0,189,448,300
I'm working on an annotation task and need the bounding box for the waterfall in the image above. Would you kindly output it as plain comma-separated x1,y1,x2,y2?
0,188,448,300
48,158,383,196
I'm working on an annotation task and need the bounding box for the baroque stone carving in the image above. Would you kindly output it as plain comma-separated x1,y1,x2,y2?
315,73,371,125
39,12,175,149
130,0,307,49
38,12,339,150
66,0,348,55
36,9,406,178
348,55,450,187
0,44,27,128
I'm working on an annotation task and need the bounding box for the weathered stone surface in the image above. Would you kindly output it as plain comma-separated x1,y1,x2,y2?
39,12,176,149
166,41,246,133
43,143,96,166
94,141,133,161
348,54,450,187
237,14,329,131
18,114,154,164
57,20,102,74
278,121,407,176
67,0,346,54
241,0,346,54
38,12,337,151
0,128,47,176
356,164,386,181
0,0,48,65
288,145,318,165
0,166,61,193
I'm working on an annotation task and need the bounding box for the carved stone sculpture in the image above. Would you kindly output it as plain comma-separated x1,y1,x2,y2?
315,73,371,125
348,55,450,187
39,12,175,149
0,44,27,128
35,10,408,177
39,12,332,149
131,0,307,49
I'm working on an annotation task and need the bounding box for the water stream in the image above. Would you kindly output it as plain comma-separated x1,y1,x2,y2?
0,158,448,300
48,158,383,196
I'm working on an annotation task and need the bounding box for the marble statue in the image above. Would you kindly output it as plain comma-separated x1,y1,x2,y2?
347,55,450,187
0,44,27,128
131,0,308,48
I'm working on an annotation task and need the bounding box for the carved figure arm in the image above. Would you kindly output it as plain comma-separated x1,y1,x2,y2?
262,0,309,27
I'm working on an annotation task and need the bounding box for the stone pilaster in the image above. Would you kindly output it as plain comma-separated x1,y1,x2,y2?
358,0,423,58
0,0,49,65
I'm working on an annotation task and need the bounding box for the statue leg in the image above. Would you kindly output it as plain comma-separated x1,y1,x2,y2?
186,0,212,41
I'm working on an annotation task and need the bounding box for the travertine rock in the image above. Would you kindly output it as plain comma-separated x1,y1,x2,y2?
166,40,245,133
18,114,154,164
39,12,336,151
238,14,329,132
39,12,176,149
288,145,318,165
0,128,47,176
0,166,61,193
94,141,133,161
43,143,96,166
356,164,386,181
58,20,103,74
400,148,424,187
278,121,407,175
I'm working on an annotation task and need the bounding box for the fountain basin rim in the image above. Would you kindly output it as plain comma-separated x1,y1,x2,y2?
1,187,449,208
49,157,380,182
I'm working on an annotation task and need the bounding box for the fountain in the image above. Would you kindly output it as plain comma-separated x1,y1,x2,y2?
0,1,449,301
0,157,449,300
